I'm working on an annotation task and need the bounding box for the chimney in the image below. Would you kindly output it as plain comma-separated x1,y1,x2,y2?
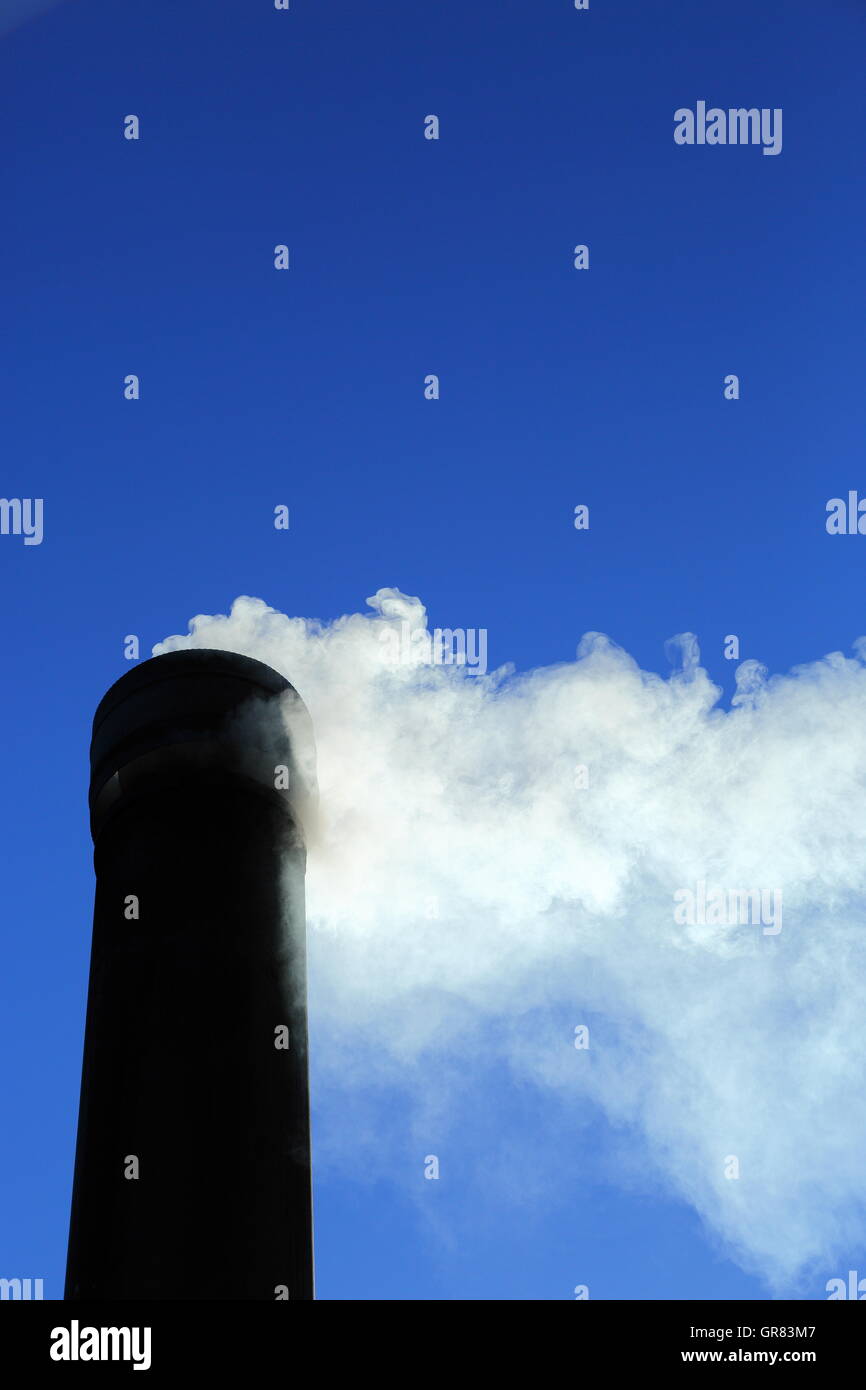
65,649,315,1300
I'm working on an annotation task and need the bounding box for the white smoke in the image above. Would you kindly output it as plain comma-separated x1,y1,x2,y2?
155,590,866,1292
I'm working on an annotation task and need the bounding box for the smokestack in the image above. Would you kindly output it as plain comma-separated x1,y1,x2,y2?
65,650,315,1300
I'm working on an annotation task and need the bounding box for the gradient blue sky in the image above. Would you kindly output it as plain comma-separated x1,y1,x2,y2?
1,0,865,1299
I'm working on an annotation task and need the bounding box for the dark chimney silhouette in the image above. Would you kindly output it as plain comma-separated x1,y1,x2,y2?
65,649,315,1300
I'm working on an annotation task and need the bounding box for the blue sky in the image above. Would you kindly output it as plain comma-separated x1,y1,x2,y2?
2,0,865,1300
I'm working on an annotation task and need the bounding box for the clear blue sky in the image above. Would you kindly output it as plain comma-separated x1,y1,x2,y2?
1,0,864,1299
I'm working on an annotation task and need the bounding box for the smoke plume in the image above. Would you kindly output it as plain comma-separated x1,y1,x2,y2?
155,589,866,1290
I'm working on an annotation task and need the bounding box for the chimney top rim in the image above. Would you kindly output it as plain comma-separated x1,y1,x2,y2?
92,649,299,739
